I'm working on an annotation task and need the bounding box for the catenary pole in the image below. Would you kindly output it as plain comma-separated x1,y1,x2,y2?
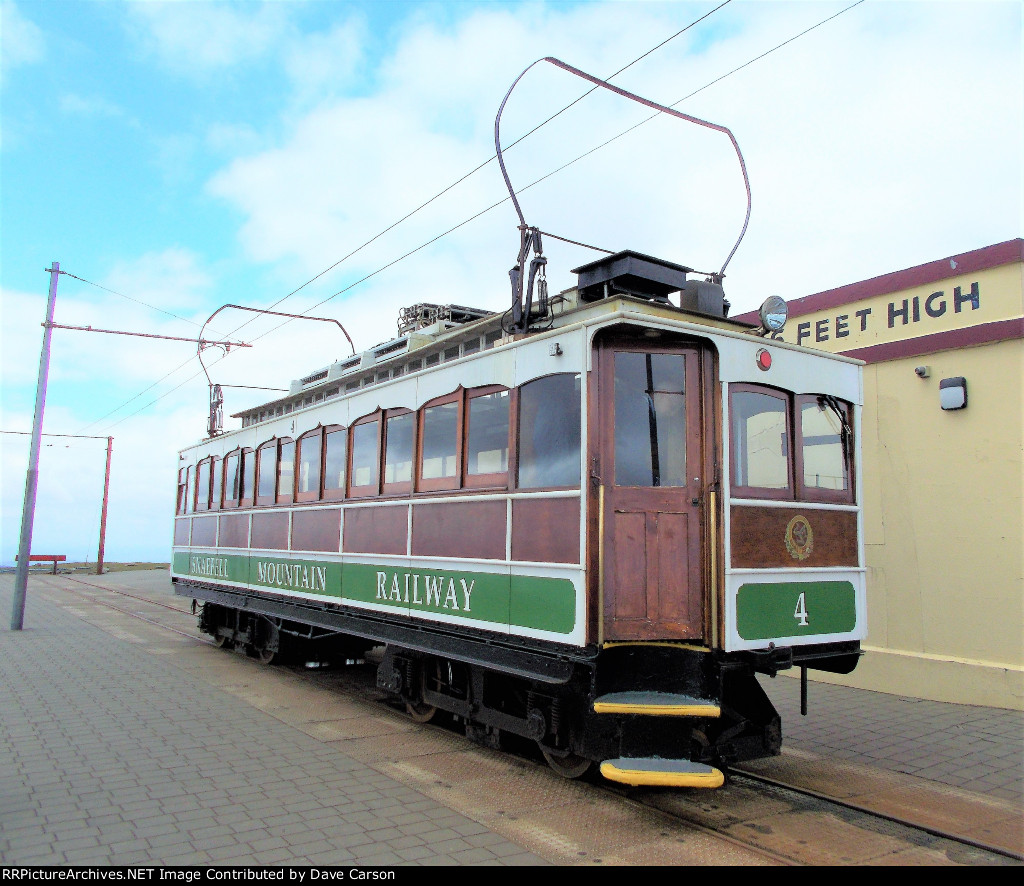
12,263,61,630
95,437,113,575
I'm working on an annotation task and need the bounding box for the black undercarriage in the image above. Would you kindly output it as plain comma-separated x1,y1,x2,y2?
178,578,859,779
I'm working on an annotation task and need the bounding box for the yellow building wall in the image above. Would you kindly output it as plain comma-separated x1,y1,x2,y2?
778,256,1024,710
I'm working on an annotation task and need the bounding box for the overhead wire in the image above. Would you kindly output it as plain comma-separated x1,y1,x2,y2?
82,0,864,433
74,1,731,432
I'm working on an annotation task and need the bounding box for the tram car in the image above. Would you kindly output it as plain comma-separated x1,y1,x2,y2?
172,59,865,788
172,249,865,787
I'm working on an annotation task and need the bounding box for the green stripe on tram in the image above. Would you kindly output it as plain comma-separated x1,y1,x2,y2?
173,551,576,634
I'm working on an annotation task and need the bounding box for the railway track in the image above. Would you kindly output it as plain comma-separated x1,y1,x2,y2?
37,573,1024,866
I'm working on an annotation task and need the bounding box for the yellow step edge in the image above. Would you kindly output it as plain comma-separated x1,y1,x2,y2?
600,760,725,789
593,701,722,717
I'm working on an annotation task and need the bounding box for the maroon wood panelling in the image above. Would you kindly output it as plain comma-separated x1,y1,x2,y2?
511,497,580,564
733,239,1024,323
343,505,408,555
251,511,289,551
190,516,217,547
173,518,190,546
292,509,341,552
730,506,858,568
218,513,250,549
412,500,506,560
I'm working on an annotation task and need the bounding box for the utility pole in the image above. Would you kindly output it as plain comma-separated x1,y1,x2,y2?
12,263,60,631
95,436,113,575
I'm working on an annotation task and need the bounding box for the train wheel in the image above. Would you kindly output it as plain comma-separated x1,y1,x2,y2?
541,749,593,779
212,634,232,649
405,659,440,723
253,645,276,665
405,700,438,724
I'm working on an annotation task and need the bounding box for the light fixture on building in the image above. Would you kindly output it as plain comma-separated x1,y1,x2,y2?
914,365,930,378
939,376,967,410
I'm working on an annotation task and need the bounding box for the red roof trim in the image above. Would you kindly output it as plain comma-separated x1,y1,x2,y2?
734,239,1024,323
838,317,1024,364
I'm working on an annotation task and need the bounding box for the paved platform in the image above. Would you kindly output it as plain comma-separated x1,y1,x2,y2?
1,570,1021,865
0,573,548,866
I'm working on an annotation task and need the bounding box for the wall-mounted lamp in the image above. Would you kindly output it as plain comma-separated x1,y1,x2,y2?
939,376,967,411
914,365,930,378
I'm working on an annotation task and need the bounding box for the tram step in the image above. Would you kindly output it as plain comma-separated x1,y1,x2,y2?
592,691,721,717
600,757,725,788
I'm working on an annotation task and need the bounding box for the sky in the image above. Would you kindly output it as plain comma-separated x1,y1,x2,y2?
1,0,1020,566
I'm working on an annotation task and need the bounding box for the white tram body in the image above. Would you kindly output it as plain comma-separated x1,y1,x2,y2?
172,252,865,787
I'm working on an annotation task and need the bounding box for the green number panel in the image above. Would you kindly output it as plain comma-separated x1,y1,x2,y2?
736,580,857,640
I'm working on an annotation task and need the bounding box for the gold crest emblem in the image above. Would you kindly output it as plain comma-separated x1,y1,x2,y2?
784,515,814,561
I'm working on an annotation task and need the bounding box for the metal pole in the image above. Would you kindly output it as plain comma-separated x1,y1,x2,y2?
12,262,60,630
95,436,113,575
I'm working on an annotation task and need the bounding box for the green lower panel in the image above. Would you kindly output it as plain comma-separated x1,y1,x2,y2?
174,551,247,583
736,580,857,640
344,563,509,625
250,556,342,598
510,574,576,635
172,550,577,635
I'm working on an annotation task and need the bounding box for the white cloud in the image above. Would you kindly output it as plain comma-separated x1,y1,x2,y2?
204,2,1022,319
0,0,45,74
59,92,128,119
283,16,365,104
124,0,293,77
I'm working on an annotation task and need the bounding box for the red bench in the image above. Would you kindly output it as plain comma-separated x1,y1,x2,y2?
16,554,67,574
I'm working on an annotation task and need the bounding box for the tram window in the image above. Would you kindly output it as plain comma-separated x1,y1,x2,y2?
185,466,194,514
210,456,222,510
257,441,277,505
277,439,295,504
297,430,323,502
730,387,792,496
799,395,853,501
420,398,459,489
518,374,582,489
195,459,211,511
466,389,509,484
223,451,240,508
176,468,187,515
614,352,687,487
383,411,415,492
323,426,347,500
350,418,380,494
240,448,255,507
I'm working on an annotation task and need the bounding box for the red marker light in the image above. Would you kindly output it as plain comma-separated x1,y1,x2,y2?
756,348,772,371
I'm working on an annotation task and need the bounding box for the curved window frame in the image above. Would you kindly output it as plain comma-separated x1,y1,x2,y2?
795,394,855,504
256,439,278,507
195,457,213,512
729,383,793,501
463,385,512,490
322,424,347,501
222,449,240,509
296,427,325,503
276,437,296,505
729,383,856,504
176,468,188,515
516,372,583,491
417,391,462,493
209,455,222,511
348,413,381,498
239,447,256,508
382,408,415,496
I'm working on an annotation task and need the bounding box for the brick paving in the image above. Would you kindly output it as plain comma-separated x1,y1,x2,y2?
0,575,548,866
761,675,1024,804
1,569,1021,865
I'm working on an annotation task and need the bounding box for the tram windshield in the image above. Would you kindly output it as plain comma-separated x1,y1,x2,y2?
614,352,687,487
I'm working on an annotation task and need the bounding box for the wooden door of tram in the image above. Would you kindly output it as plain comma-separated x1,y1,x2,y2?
596,340,704,641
